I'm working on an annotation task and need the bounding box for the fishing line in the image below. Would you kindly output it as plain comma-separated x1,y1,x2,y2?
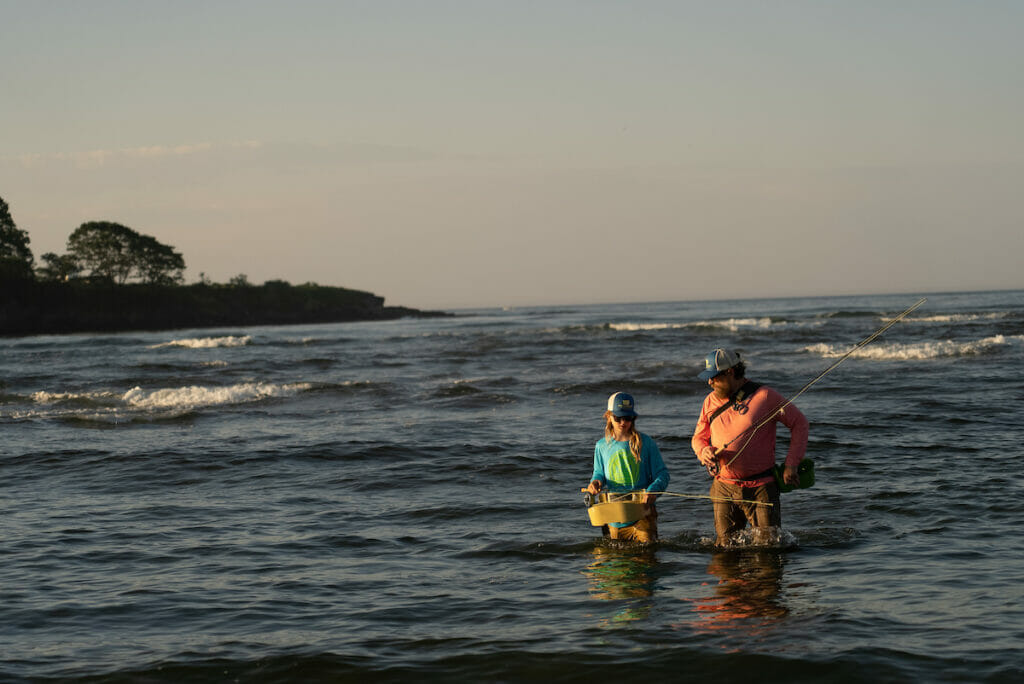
648,491,774,507
713,297,927,472
583,488,773,507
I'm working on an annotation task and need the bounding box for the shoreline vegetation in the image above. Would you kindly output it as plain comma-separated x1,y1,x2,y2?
1,195,451,336
1,278,452,337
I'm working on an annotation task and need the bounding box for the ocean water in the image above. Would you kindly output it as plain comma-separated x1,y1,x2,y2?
2,290,1023,683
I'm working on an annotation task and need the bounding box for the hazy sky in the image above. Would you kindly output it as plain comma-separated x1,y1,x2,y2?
2,1,1022,309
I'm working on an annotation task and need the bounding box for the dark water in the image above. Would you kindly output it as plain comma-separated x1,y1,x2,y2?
2,290,1023,682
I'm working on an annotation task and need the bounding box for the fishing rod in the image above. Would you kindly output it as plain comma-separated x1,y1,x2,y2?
708,297,927,475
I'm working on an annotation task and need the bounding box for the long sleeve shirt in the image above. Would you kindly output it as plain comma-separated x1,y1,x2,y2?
591,433,670,494
592,432,670,528
691,384,808,486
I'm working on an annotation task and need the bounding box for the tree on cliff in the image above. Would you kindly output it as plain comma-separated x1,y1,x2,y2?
67,221,185,284
0,196,35,280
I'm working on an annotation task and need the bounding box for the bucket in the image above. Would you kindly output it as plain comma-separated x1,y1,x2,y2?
585,491,648,526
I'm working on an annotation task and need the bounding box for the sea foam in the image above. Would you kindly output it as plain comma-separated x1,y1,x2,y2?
804,334,1023,361
610,317,823,332
609,322,693,332
149,335,252,349
899,313,1007,323
122,382,311,410
31,390,118,405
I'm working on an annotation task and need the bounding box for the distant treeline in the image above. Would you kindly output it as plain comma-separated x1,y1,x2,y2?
0,195,450,336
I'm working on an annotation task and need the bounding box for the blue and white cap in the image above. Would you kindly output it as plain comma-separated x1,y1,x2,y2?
697,348,741,381
607,391,638,417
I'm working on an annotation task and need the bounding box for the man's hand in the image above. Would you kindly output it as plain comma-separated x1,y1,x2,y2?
586,480,603,495
697,445,718,467
783,465,799,487
643,491,657,504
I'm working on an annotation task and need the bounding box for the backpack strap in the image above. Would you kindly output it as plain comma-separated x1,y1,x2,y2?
708,381,762,425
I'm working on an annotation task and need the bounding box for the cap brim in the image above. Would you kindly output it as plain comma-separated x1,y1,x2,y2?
697,369,720,381
611,410,638,418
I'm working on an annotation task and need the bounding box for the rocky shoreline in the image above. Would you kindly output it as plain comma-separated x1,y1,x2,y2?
0,279,452,336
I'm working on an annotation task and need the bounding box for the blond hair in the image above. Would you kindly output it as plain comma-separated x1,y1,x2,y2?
603,410,642,462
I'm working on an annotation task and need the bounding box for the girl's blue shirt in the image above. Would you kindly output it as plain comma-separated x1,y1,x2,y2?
591,432,670,528
591,433,670,495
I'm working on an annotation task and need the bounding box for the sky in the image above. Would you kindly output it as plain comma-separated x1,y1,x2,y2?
2,0,1022,310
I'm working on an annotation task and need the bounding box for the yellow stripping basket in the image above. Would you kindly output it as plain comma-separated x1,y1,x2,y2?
585,491,648,526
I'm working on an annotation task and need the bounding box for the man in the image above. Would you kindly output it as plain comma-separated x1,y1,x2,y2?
691,349,808,545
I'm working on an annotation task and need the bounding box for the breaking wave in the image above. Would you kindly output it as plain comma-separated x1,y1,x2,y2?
122,382,311,409
803,334,1024,360
609,322,693,332
9,382,312,422
31,390,119,405
610,318,825,333
899,313,1008,323
149,335,252,349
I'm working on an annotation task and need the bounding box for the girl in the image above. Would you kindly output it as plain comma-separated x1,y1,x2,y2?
586,392,670,542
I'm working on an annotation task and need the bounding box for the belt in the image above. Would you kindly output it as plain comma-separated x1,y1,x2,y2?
719,467,775,484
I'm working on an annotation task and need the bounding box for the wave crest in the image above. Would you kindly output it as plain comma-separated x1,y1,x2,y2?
898,313,1008,323
804,334,1023,360
149,335,252,349
610,317,824,333
123,382,311,409
31,390,119,405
